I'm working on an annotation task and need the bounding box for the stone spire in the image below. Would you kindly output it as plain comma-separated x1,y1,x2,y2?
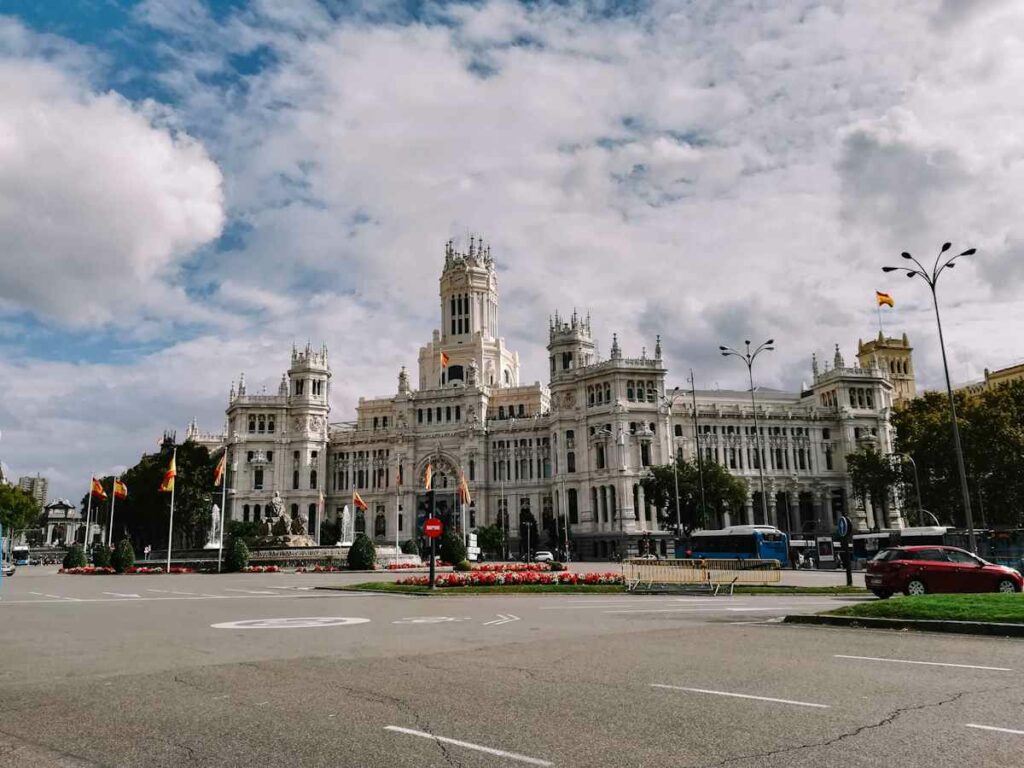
398,365,410,394
610,333,622,360
238,373,246,396
654,334,662,361
833,344,845,370
812,353,819,379
278,374,288,396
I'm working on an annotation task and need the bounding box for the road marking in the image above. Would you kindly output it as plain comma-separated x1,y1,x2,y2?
223,588,277,595
211,616,371,629
102,592,141,599
965,724,1024,736
651,684,830,709
392,616,470,625
0,593,301,606
384,726,553,766
835,655,1013,672
483,614,521,626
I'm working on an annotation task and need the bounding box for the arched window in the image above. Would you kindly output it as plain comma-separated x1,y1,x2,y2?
291,504,299,517
355,510,366,534
626,380,634,401
310,470,318,489
469,459,475,481
603,382,611,403
253,504,261,521
243,504,250,522
567,452,576,473
374,514,386,539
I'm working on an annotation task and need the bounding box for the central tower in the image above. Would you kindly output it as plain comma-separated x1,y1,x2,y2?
418,236,520,390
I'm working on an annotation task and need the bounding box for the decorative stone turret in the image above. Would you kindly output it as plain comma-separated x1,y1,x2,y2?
610,333,622,360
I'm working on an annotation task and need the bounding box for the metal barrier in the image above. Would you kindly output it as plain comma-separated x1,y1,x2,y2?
622,558,782,594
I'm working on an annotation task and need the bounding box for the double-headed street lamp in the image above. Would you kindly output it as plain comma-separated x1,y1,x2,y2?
720,339,774,525
882,242,977,553
663,371,707,537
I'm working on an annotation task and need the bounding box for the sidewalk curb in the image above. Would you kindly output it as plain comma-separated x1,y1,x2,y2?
783,613,1024,638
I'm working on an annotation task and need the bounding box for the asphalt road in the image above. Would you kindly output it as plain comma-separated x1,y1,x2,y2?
2,569,1021,767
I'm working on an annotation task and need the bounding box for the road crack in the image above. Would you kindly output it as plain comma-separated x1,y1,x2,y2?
690,686,1014,768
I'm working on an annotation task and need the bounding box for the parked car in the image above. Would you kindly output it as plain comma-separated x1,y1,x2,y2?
1,562,15,577
866,545,1023,598
533,551,555,563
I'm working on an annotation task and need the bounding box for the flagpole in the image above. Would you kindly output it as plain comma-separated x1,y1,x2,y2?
108,477,117,546
166,447,177,574
877,304,884,335
84,474,94,549
217,444,228,574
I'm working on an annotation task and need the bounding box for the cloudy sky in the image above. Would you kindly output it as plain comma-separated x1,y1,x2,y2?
1,0,1022,500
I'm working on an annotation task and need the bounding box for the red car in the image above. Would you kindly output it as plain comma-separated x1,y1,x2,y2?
865,545,1023,598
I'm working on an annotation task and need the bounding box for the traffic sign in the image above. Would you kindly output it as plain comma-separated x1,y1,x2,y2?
424,517,443,539
837,515,851,539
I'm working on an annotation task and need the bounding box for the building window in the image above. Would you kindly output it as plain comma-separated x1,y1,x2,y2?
455,406,461,421
254,468,264,490
674,424,683,437
568,489,578,524
418,409,423,423
640,443,651,467
498,406,505,419
248,416,256,433
243,504,250,522
268,418,275,433
398,511,404,532
427,408,433,423
253,504,261,521
822,427,831,440
825,447,834,470
292,470,299,490
626,380,635,401
310,470,318,489
596,444,606,470
567,452,576,473
469,459,475,481
436,407,442,422
295,380,304,396
375,511,386,539
355,510,365,534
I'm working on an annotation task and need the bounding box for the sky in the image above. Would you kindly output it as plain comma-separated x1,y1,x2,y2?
1,0,1022,502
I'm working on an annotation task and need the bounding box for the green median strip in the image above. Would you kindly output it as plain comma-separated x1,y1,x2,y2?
824,593,1024,624
322,582,627,595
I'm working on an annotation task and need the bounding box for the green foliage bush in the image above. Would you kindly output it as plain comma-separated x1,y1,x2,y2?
400,538,419,556
63,543,86,569
347,534,376,570
225,520,262,546
91,544,111,568
111,539,136,573
549,561,566,571
225,538,250,572
453,559,473,572
439,530,467,566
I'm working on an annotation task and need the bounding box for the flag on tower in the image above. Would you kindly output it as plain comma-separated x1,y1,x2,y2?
213,453,226,487
159,454,176,493
876,291,894,308
424,462,433,491
457,474,472,506
440,351,450,368
114,478,128,499
352,491,368,511
90,477,108,500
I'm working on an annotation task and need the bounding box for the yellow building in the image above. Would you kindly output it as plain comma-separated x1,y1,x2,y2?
857,332,916,406
958,360,1024,396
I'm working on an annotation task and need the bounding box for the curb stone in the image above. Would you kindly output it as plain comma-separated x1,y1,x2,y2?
783,613,1024,638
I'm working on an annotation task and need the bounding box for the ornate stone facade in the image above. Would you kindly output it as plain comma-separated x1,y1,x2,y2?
193,238,906,558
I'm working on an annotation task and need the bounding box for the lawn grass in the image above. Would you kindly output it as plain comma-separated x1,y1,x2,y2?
827,593,1024,624
324,582,626,595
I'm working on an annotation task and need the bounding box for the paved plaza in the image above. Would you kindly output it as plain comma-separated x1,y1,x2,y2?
1,568,1022,767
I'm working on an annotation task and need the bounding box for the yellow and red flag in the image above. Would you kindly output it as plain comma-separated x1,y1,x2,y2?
352,491,368,511
457,474,471,506
90,477,108,500
159,454,176,493
876,291,894,308
424,462,433,491
440,351,450,368
213,453,226,487
113,478,128,499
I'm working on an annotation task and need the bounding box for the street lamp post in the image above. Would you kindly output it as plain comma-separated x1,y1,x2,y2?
899,454,924,527
883,243,978,553
720,340,775,525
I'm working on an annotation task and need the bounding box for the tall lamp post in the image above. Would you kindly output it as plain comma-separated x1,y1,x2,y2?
720,339,774,525
897,454,924,528
882,242,977,553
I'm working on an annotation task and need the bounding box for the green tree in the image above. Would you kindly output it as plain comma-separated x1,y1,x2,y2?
439,529,467,565
111,539,136,573
475,525,504,558
91,543,111,568
0,484,41,535
894,381,1024,527
347,533,376,570
640,457,747,536
846,446,902,529
400,538,420,556
224,538,249,572
62,543,86,569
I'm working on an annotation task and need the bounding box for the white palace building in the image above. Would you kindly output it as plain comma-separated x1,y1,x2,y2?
188,237,910,558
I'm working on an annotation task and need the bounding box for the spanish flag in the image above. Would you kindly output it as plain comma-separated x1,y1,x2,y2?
159,454,176,493
213,453,226,487
457,474,471,506
440,351,450,368
424,462,433,491
90,477,108,500
352,491,368,511
113,478,128,499
876,291,894,308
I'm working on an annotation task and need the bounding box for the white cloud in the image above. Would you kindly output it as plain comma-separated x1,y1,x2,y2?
0,40,224,328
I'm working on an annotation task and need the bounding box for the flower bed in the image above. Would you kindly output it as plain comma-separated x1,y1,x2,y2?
385,562,424,570
126,566,165,574
396,571,623,588
243,565,281,573
472,563,551,573
295,564,345,573
60,566,115,575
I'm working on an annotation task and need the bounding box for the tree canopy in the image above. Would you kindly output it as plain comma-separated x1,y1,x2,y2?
893,381,1024,528
0,484,41,534
846,446,901,529
640,456,747,535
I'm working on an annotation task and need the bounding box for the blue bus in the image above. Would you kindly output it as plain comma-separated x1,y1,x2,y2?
681,525,789,565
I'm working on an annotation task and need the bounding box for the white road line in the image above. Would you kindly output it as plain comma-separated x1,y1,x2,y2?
169,591,198,596
0,593,297,606
835,655,1013,672
102,592,141,598
965,724,1024,736
223,588,277,595
483,614,521,626
384,726,553,766
651,684,830,709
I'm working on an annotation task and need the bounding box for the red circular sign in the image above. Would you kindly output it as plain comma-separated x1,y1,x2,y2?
424,518,443,539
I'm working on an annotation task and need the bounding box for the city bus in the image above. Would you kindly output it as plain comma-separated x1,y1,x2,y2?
852,526,951,561
12,545,30,566
682,525,789,565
